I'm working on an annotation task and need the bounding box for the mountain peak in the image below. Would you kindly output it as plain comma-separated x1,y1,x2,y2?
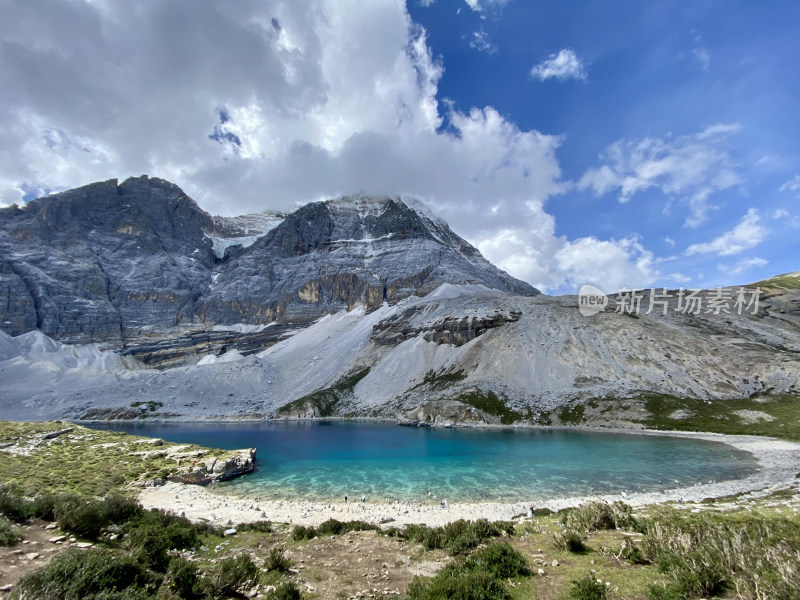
0,177,537,347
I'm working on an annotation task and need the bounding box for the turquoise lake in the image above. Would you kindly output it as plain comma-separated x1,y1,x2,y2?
89,421,758,501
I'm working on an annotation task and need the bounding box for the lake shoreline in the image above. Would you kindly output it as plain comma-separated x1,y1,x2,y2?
136,427,800,527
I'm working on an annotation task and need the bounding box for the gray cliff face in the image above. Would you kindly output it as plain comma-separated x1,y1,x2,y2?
0,176,215,345
199,195,537,325
0,179,538,352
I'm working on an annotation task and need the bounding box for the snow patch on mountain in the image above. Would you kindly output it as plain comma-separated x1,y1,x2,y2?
212,323,277,333
197,349,245,366
205,212,284,258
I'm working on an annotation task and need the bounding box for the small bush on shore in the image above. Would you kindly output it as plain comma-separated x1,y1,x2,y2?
265,546,291,572
564,501,635,532
398,519,515,555
569,573,608,600
237,520,273,533
0,485,30,523
407,541,528,600
469,541,530,579
270,582,302,600
54,494,107,540
553,529,588,553
160,557,207,600
29,493,58,521
0,516,20,546
13,547,157,600
207,554,259,598
640,509,800,599
292,518,377,540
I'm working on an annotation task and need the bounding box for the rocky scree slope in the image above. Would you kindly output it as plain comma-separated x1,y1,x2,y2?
0,176,537,365
0,280,797,423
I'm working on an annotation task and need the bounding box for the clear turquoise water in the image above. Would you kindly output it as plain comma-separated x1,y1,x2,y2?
89,421,758,501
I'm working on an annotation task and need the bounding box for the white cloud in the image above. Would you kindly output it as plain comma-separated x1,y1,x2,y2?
718,257,768,275
668,272,692,284
779,174,800,193
530,49,587,82
469,29,496,54
773,209,789,219
692,46,710,71
663,236,676,248
579,123,743,227
463,0,508,12
0,0,665,295
685,209,766,257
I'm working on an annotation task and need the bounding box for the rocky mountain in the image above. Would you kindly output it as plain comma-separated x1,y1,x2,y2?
0,176,537,365
0,280,798,424
1,176,798,425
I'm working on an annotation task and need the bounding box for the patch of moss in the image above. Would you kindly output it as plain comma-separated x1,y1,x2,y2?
558,404,586,425
637,393,800,442
0,421,242,496
130,401,163,412
277,367,370,417
332,367,371,394
456,390,521,425
749,273,800,290
419,369,468,390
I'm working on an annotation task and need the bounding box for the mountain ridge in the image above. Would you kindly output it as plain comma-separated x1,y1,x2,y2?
0,176,537,358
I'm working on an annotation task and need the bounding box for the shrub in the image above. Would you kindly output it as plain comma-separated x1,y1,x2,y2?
407,541,528,600
123,510,202,573
270,581,302,600
237,520,273,533
407,567,509,600
161,557,207,600
101,494,143,524
292,519,377,541
13,547,155,600
569,573,608,600
564,501,634,532
29,494,58,521
265,546,291,572
127,522,174,572
400,519,512,555
0,485,30,523
54,494,107,540
0,516,20,546
639,509,800,599
553,529,588,553
124,509,200,551
208,554,259,597
468,542,530,579
645,583,685,600
291,524,316,541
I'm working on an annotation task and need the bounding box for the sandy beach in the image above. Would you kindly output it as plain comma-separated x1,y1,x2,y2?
137,429,800,527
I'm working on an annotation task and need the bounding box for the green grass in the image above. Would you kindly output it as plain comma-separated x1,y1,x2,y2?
558,404,586,425
0,516,20,546
389,518,515,555
418,369,468,390
0,421,244,496
637,393,800,441
276,367,371,417
456,389,522,425
407,542,530,600
291,518,378,541
749,272,800,290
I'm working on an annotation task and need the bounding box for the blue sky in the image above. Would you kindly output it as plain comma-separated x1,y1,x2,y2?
0,0,798,293
408,0,800,290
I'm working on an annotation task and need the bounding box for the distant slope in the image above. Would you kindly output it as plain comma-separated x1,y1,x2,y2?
0,281,797,424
